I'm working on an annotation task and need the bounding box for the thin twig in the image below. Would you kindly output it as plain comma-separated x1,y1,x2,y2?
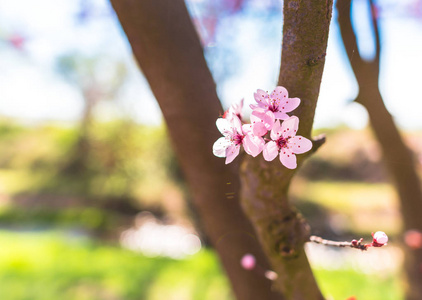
310,235,368,251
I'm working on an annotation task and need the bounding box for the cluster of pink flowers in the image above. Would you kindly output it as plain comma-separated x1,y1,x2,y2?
213,86,312,169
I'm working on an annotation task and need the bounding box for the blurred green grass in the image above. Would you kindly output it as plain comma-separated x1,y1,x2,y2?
0,230,231,300
0,230,403,300
314,268,402,300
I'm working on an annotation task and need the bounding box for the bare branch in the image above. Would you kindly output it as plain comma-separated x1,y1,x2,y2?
310,236,368,251
311,134,326,154
369,0,381,66
336,0,365,76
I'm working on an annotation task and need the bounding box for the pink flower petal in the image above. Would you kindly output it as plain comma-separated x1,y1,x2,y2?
279,97,300,113
225,99,244,122
225,144,240,164
270,86,288,102
243,135,264,157
270,120,282,141
254,89,269,105
242,123,253,134
280,116,299,139
263,141,279,161
273,111,289,120
289,136,312,154
233,98,244,115
252,122,267,137
279,148,297,169
232,115,243,135
251,108,275,130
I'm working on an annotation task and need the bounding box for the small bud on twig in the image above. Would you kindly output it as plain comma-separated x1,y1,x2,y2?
310,231,388,251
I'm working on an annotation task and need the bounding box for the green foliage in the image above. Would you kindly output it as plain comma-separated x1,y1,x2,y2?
0,119,181,203
0,230,404,300
0,206,112,231
0,230,231,300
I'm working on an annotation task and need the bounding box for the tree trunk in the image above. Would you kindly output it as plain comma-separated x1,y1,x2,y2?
337,1,422,299
110,0,283,299
240,0,333,298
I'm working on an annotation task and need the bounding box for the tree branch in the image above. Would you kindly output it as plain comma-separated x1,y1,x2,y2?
311,135,326,154
336,0,366,81
110,1,282,299
240,0,334,298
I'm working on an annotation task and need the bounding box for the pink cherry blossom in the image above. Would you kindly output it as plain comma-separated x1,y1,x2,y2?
223,99,244,122
262,116,312,169
240,254,256,270
250,86,300,133
213,115,264,164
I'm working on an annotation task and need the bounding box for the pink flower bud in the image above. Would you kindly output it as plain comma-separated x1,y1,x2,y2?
373,231,388,245
240,254,256,270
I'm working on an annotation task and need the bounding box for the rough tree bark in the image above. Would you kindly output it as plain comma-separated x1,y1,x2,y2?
240,0,333,299
337,1,422,299
110,0,283,299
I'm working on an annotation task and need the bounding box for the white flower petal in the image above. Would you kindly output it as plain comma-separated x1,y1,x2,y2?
213,137,230,157
216,118,232,136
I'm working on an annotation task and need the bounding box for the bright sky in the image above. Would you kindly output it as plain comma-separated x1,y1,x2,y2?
0,0,421,130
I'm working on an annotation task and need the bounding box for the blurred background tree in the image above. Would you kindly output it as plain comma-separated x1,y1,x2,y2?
337,1,422,298
56,53,127,175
